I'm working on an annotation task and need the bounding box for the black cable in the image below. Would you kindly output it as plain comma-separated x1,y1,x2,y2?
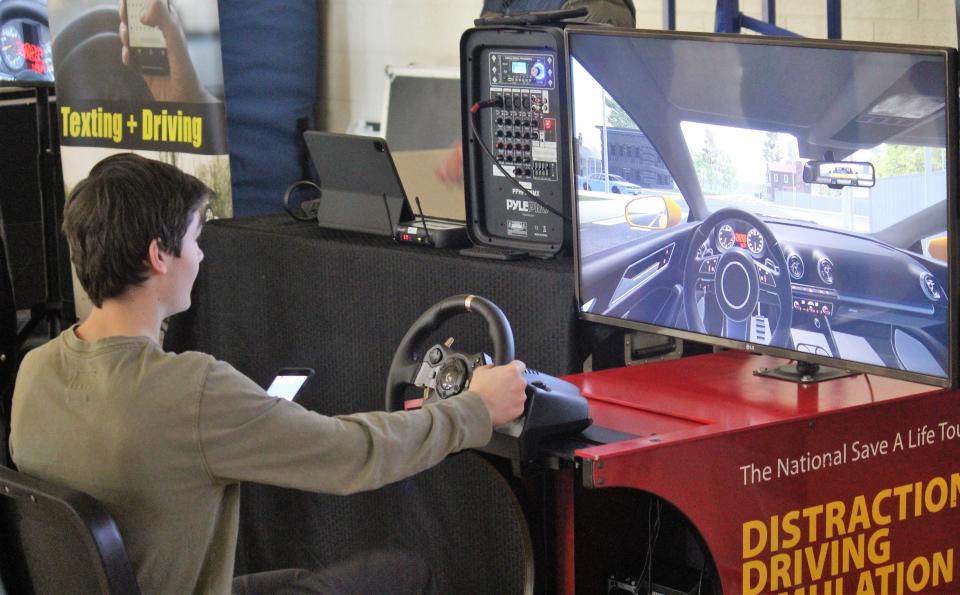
638,497,662,589
468,99,570,221
864,373,875,403
281,180,322,222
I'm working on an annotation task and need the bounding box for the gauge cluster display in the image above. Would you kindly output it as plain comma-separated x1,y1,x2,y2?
0,4,54,85
715,220,765,256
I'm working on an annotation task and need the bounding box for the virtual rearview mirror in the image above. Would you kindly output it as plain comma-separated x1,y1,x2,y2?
624,196,682,230
802,160,876,189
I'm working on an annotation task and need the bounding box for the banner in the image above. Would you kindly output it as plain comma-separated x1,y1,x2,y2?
49,0,231,218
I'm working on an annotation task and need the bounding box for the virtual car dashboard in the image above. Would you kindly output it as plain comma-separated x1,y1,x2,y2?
581,212,949,378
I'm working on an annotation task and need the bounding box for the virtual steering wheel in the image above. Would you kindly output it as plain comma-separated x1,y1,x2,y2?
682,208,793,346
385,294,514,412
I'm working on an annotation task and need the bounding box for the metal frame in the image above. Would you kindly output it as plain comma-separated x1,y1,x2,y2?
661,0,843,39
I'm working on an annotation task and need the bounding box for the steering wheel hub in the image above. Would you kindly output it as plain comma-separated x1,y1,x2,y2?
716,250,760,321
437,359,469,398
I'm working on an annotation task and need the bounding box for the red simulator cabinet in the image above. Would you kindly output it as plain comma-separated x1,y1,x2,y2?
457,23,960,595
556,351,960,594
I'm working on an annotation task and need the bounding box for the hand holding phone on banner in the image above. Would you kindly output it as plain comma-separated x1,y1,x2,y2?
123,0,169,74
119,0,216,103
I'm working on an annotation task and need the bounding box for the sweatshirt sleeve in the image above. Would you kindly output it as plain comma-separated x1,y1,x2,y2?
195,359,493,494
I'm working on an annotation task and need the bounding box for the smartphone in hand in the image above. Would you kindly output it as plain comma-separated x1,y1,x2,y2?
124,0,169,74
266,368,315,402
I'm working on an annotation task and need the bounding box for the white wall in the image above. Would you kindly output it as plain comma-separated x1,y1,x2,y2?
323,1,478,132
322,0,958,134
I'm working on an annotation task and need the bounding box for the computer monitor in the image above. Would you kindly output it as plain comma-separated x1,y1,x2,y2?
0,0,54,87
569,29,958,386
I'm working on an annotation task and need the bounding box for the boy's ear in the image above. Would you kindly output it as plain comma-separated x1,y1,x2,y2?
147,239,169,275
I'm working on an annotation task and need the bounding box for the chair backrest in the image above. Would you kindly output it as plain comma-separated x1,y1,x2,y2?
0,226,17,467
0,223,17,386
0,465,141,595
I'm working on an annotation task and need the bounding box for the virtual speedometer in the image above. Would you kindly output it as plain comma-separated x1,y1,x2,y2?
818,257,835,285
717,224,735,250
746,228,764,255
1,23,25,71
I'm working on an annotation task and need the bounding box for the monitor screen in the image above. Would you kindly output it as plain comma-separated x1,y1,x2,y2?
570,30,957,386
0,0,53,86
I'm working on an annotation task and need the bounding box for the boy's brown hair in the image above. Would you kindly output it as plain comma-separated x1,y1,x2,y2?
62,153,212,307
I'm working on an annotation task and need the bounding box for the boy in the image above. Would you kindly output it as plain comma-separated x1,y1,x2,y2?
9,153,528,594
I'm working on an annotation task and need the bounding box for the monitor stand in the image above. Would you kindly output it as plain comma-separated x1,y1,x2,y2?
754,360,858,384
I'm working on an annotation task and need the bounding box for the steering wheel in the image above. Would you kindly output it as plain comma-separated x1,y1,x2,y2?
385,294,514,412
682,208,793,347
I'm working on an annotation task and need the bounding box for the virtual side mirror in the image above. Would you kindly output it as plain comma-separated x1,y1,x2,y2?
624,195,682,230
802,160,876,189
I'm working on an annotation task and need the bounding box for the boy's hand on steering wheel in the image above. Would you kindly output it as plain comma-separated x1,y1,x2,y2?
470,360,527,426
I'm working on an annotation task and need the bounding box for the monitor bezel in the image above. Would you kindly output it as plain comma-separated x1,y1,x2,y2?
565,27,959,388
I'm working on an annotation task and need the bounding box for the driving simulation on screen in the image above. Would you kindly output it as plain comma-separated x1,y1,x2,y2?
572,33,952,382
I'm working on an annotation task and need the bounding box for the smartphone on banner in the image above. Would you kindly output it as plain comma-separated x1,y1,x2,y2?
266,368,315,402
124,0,170,74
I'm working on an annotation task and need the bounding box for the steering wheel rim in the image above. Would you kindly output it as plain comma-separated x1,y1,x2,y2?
50,7,151,102
682,208,793,347
385,294,515,412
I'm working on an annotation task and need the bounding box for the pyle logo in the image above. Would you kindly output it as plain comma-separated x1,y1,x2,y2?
507,199,531,212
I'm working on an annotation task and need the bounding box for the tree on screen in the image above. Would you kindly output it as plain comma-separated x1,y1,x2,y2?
694,129,735,194
605,96,637,129
874,145,945,177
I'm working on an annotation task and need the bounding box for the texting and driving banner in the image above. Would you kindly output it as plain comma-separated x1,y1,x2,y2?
48,0,232,218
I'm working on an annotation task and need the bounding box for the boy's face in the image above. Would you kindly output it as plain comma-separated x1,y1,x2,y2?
166,209,204,315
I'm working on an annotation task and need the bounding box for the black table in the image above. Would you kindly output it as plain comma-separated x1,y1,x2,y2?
167,215,586,415
164,215,593,592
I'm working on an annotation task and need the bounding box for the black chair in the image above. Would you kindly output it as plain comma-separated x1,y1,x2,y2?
0,227,17,467
0,465,141,594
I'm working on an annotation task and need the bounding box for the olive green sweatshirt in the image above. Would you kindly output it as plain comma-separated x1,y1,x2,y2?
10,328,492,595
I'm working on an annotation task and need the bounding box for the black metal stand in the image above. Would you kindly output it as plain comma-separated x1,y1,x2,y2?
16,86,73,345
754,359,858,384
